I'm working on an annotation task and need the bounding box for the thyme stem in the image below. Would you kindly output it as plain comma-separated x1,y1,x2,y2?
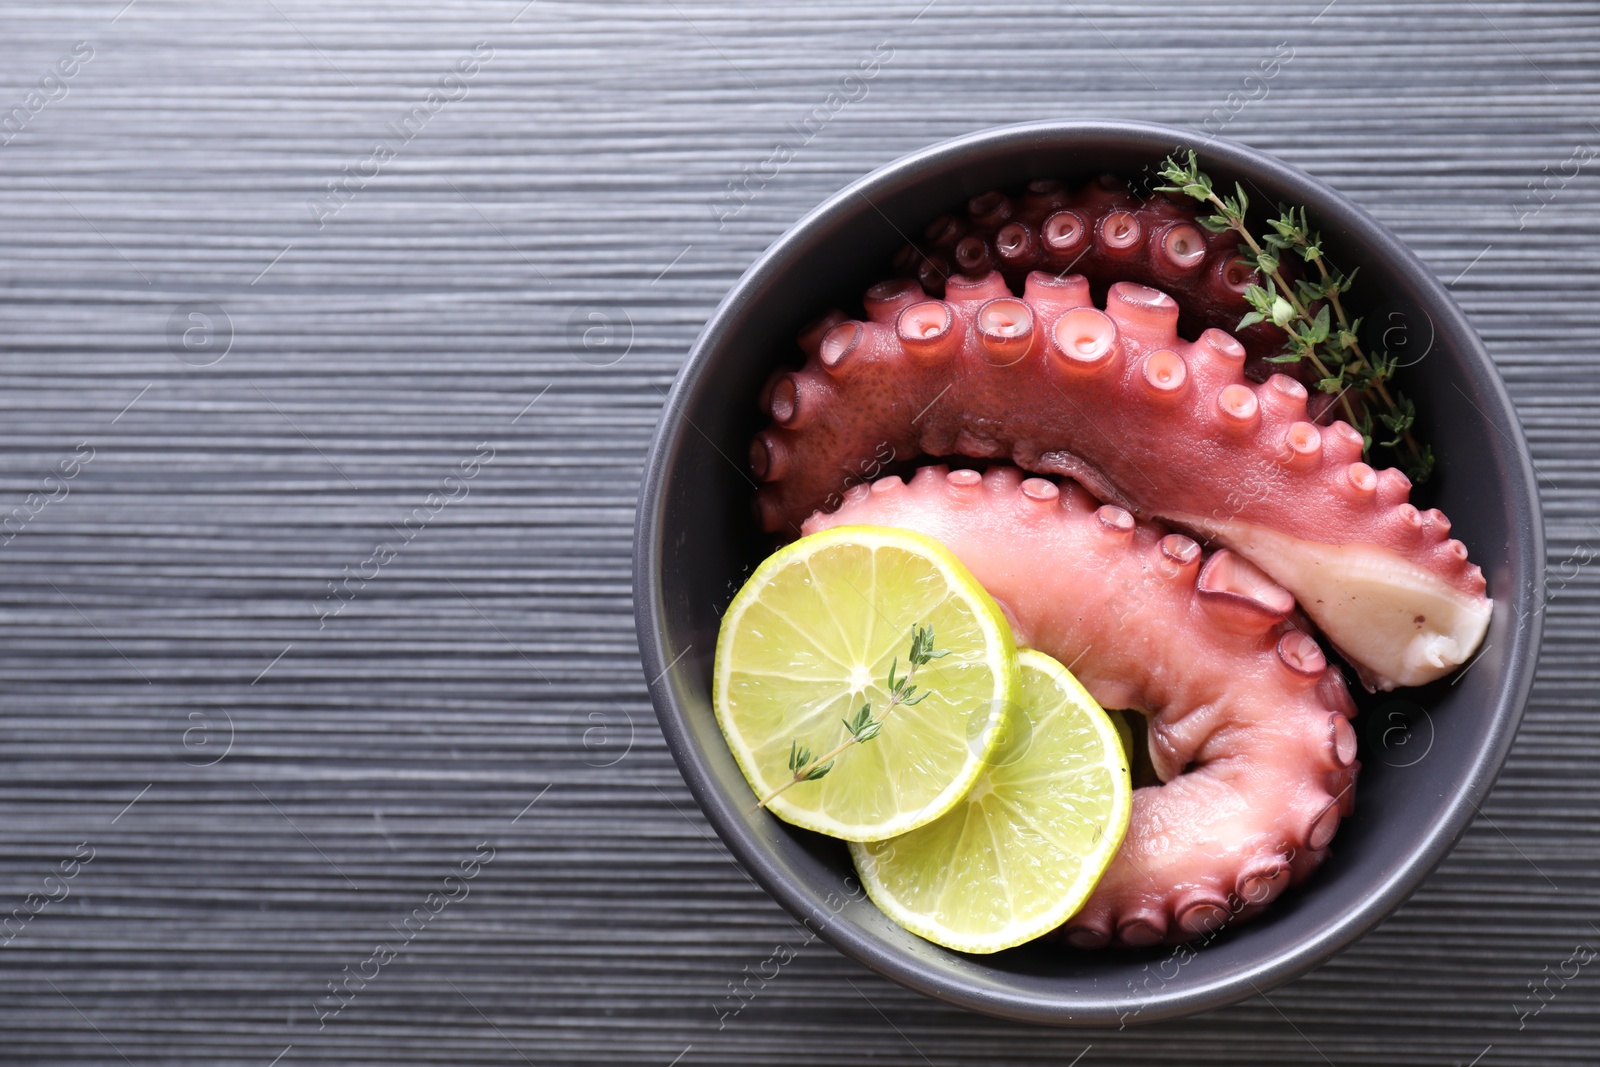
754,717,885,811
1156,150,1431,481
754,624,948,811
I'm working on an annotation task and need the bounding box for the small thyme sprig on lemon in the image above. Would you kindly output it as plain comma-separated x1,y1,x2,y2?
756,624,949,810
1156,150,1433,483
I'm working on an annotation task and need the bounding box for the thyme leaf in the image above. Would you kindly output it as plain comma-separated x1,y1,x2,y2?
756,624,949,810
1158,150,1433,481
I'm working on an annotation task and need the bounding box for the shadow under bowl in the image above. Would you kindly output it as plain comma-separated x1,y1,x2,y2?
634,119,1543,1026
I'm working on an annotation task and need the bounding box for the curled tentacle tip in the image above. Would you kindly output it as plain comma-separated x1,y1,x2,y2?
801,466,1373,944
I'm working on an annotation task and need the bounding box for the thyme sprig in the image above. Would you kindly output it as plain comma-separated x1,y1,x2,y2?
1156,151,1433,482
755,624,949,810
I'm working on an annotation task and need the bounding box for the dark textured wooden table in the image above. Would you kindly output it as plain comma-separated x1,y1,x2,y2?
0,1,1596,1063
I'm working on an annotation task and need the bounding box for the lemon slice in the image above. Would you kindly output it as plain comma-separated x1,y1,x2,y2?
851,649,1132,953
714,525,1016,842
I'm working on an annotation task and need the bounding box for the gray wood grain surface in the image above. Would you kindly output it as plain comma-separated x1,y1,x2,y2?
0,1,1596,1063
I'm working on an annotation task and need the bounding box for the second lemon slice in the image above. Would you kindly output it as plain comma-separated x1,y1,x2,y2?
851,649,1133,953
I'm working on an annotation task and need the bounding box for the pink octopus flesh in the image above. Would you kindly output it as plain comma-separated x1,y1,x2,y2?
893,176,1297,380
803,465,1359,948
751,271,1490,690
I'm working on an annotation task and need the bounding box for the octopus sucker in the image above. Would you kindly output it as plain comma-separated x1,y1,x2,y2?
896,176,1297,379
753,271,1490,689
802,466,1359,947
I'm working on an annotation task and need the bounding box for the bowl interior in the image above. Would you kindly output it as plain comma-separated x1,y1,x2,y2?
636,121,1542,1025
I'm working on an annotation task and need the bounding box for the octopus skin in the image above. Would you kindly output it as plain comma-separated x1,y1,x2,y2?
892,176,1296,381
802,465,1361,948
750,270,1491,690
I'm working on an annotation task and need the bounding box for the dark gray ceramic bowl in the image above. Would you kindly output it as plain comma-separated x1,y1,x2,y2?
634,120,1542,1025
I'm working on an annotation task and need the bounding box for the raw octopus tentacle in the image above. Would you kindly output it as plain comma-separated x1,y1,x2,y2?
750,269,1490,690
891,176,1299,382
802,465,1360,948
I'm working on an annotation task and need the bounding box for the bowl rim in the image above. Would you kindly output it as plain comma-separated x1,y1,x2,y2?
634,118,1545,1025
